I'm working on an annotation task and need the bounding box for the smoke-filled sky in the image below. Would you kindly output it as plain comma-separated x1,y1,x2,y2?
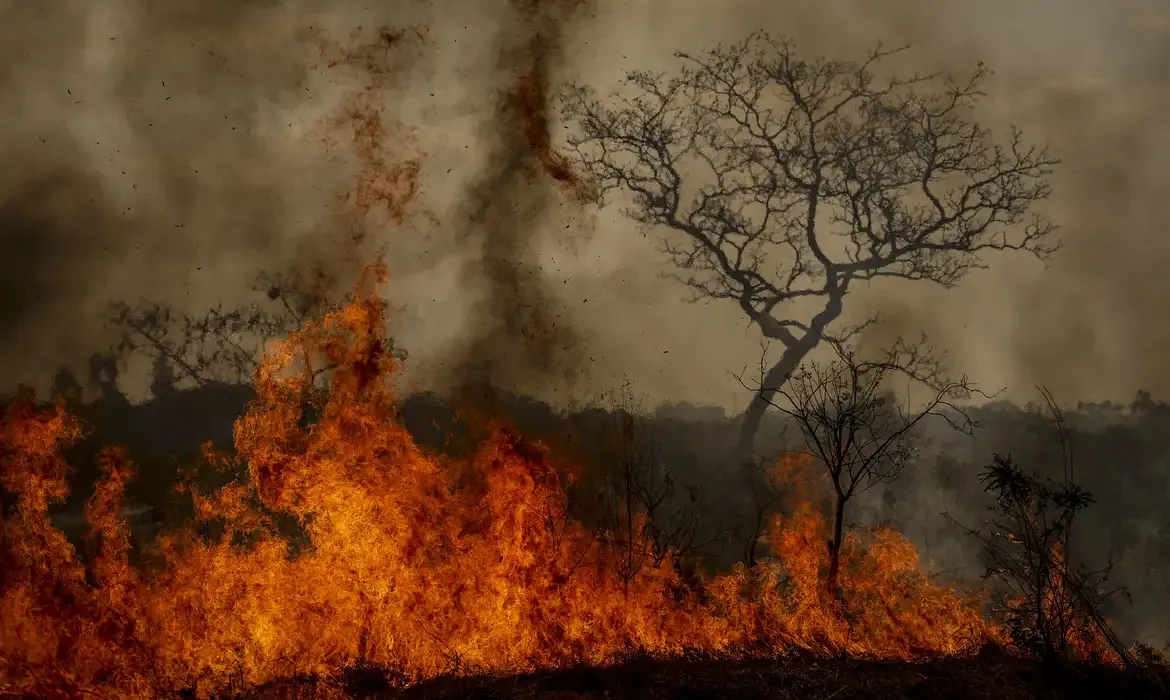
3,0,1169,412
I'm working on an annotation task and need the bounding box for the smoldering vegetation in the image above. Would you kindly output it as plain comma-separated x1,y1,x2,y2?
3,0,1170,673
10,371,1169,651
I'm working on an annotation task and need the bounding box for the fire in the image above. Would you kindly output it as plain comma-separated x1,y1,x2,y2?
1,263,1003,698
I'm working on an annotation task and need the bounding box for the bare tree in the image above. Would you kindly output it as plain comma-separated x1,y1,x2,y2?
561,32,1058,456
739,455,784,569
595,381,723,582
108,264,405,392
749,342,980,596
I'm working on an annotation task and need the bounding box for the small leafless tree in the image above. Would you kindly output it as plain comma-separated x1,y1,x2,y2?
561,32,1059,457
739,455,784,569
108,264,404,393
747,340,980,596
596,382,724,582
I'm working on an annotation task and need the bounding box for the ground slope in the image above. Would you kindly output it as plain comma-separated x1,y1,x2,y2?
240,652,1168,700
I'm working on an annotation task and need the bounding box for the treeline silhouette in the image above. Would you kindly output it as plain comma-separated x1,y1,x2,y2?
4,354,1169,649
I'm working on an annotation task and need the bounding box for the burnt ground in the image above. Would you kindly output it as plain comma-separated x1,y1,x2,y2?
238,650,1170,700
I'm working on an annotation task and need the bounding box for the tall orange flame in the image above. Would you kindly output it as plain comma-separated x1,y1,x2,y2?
1,264,1003,698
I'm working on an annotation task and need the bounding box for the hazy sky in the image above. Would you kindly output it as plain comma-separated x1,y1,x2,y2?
3,0,1169,412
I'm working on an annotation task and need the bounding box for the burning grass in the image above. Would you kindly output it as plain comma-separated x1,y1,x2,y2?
0,264,1061,699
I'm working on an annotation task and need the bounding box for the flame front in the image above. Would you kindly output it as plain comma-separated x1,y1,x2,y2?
0,265,1002,698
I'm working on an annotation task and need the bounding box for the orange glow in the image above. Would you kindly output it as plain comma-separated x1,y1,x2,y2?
1,263,1006,698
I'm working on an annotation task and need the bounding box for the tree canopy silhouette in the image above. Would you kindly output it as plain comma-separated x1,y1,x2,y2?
561,32,1059,456
108,262,405,393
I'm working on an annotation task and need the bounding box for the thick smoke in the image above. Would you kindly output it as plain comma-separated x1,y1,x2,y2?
3,0,1168,649
440,0,597,402
0,0,606,404
561,0,1170,411
0,0,424,396
4,0,1170,409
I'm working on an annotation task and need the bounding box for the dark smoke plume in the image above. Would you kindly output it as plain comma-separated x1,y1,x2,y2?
448,0,596,404
0,2,426,398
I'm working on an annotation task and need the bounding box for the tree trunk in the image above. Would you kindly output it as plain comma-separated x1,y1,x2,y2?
827,492,846,598
734,337,819,460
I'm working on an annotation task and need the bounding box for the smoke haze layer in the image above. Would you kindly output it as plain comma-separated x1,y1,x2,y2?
2,0,1170,411
557,0,1170,411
